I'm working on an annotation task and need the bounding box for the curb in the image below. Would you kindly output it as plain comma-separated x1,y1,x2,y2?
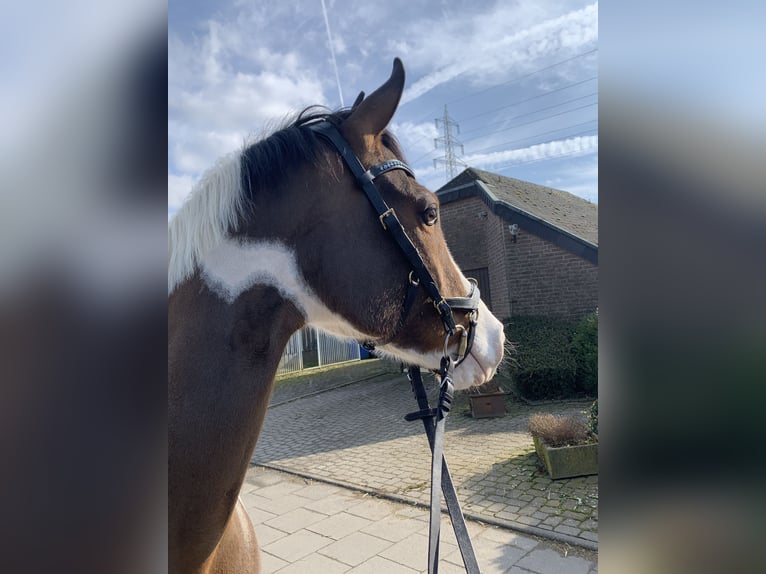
251,462,598,552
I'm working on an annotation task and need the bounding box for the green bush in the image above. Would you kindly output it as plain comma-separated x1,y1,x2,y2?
505,316,578,400
572,311,598,395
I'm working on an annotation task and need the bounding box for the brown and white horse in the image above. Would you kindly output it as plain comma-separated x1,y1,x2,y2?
168,59,505,574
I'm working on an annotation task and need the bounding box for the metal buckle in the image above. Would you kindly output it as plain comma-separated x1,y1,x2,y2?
379,207,396,230
443,324,467,363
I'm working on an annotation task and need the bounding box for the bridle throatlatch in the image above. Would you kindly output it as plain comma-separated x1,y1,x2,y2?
308,120,482,573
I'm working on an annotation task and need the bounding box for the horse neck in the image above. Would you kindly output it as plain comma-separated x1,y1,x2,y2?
168,276,304,565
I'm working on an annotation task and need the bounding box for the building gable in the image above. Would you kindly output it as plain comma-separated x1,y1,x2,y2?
437,168,598,264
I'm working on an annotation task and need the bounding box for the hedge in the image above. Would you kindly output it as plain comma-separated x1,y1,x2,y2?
572,311,598,395
504,313,598,400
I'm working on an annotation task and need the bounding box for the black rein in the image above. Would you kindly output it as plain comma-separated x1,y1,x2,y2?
306,120,483,574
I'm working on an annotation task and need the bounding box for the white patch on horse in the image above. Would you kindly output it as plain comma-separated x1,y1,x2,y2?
168,150,245,295
200,238,373,342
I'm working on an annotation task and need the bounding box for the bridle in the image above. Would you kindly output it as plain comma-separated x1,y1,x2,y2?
308,120,483,574
307,121,480,363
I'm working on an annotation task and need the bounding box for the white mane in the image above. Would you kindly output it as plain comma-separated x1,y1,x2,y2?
168,150,245,295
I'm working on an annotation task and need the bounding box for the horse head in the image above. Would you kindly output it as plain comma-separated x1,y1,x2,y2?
175,59,505,389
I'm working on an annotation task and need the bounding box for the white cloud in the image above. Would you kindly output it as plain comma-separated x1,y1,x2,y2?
171,71,325,133
390,120,439,158
400,2,598,104
414,138,598,200
465,135,598,170
169,12,330,188
168,1,598,205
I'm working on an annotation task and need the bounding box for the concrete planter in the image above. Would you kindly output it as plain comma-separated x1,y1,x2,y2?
468,392,506,418
533,436,598,480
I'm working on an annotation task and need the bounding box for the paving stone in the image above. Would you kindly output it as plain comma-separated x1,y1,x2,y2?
304,492,362,515
443,536,527,574
394,506,429,520
346,555,419,573
292,482,341,501
308,512,374,540
516,548,593,574
243,503,278,525
259,551,288,574
580,519,598,531
517,515,541,526
318,531,393,566
518,506,536,516
435,560,480,574
378,533,429,570
360,514,424,542
346,498,395,521
255,481,307,500
253,523,288,546
246,493,308,516
477,526,540,551
265,507,327,534
262,530,333,562
275,553,351,574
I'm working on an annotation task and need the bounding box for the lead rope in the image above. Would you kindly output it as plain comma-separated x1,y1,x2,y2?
405,364,481,574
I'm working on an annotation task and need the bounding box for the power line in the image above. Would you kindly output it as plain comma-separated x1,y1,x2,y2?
464,121,598,157
411,47,598,123
401,73,597,154
490,143,598,172
411,120,598,167
409,118,598,166
462,101,598,148
460,93,597,140
459,76,597,124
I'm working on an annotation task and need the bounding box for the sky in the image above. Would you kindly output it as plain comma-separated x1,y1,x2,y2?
168,0,598,218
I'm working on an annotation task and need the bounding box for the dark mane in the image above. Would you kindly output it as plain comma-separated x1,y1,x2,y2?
240,106,406,198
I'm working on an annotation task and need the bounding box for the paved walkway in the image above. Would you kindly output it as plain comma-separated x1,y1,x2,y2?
252,368,598,549
242,466,597,573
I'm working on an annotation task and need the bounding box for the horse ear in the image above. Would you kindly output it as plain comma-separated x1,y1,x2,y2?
351,91,365,110
346,58,405,136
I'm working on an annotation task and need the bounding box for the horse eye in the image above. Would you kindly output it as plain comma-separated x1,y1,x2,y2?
422,206,439,226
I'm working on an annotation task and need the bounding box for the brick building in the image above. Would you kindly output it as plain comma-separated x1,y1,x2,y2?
436,168,598,321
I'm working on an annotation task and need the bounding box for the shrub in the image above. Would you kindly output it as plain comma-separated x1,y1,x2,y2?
505,316,578,400
528,413,590,447
588,399,598,436
572,311,598,395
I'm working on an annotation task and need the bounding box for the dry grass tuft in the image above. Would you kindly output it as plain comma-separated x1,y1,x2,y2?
528,413,591,447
